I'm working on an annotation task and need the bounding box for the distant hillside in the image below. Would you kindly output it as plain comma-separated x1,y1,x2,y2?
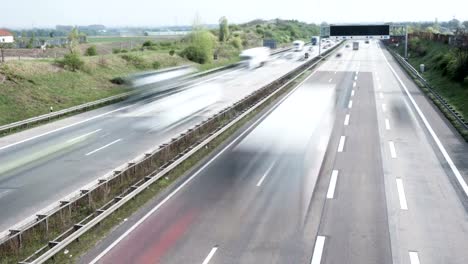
236,19,320,44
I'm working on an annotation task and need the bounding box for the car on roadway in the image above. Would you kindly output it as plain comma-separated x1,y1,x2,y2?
293,40,305,52
239,47,271,69
336,53,342,57
345,44,350,48
365,40,370,44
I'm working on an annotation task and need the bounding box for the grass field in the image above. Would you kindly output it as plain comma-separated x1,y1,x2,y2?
0,50,189,126
87,36,182,44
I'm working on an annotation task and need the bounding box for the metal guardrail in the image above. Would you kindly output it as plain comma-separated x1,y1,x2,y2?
388,49,468,131
0,91,135,135
0,48,293,136
0,42,341,264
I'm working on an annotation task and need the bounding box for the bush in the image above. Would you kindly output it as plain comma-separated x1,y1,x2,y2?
85,45,98,56
230,37,242,49
180,30,215,64
112,48,121,54
152,61,161,69
169,49,175,56
121,54,147,69
142,40,155,47
110,77,126,85
57,53,84,71
180,46,206,64
120,49,128,53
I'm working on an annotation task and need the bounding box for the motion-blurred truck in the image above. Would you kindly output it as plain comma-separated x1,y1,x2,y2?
293,40,305,51
311,36,319,46
240,47,271,69
353,42,359,50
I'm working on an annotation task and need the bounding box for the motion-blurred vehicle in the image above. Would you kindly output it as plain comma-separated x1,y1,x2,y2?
336,53,342,57
240,47,271,69
311,36,319,46
345,44,350,48
365,40,370,44
293,40,305,51
353,42,359,50
304,53,309,59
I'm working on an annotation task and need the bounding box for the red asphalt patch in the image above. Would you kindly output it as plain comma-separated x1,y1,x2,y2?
136,209,197,264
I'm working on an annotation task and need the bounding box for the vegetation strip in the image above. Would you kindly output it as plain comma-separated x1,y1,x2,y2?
0,42,340,263
387,47,468,141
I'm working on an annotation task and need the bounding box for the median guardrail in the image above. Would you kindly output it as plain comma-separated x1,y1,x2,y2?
387,48,468,132
0,43,335,264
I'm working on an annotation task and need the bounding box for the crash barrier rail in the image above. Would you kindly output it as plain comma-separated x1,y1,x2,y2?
0,48,293,137
388,49,468,131
0,43,339,264
0,64,194,136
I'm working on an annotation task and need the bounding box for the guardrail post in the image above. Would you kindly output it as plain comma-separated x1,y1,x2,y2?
37,214,49,237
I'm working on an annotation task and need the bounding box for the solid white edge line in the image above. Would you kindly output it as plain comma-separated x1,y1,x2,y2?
338,136,346,152
66,129,102,143
348,100,353,109
85,139,122,156
344,114,350,126
385,119,391,130
0,105,134,152
202,247,218,264
256,162,275,187
310,236,326,264
396,178,408,210
326,170,339,199
409,251,421,264
383,50,468,197
389,141,397,158
89,58,323,264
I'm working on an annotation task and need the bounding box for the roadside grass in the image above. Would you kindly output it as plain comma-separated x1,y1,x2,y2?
392,40,467,120
0,51,189,126
41,65,316,264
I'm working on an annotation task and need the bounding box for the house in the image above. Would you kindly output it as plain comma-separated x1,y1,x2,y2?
0,29,14,43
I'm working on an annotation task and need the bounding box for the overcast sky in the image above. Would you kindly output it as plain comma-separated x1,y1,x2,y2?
2,0,467,28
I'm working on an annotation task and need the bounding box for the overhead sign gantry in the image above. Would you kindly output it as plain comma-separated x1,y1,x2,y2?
329,25,390,40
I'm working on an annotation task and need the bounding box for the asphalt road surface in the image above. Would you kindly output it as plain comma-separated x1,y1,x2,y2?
83,40,468,264
0,44,333,233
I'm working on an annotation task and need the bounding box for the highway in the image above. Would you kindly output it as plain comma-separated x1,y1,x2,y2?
0,44,330,233
82,40,468,264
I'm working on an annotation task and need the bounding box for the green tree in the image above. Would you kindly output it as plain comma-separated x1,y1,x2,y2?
219,16,229,42
67,27,79,54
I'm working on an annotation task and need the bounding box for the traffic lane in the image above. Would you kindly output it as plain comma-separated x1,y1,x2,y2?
317,72,392,264
93,71,337,264
0,51,314,231
373,44,468,263
0,49,303,153
380,45,468,200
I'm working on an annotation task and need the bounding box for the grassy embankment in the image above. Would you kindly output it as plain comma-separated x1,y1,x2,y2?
391,39,468,139
0,51,188,126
